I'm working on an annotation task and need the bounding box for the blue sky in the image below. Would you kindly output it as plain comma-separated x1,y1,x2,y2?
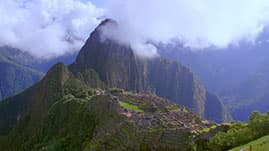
89,0,104,6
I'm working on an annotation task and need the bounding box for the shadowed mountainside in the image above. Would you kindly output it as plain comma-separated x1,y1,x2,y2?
0,47,43,100
0,47,77,100
70,19,231,122
0,19,232,150
0,63,215,151
158,40,269,121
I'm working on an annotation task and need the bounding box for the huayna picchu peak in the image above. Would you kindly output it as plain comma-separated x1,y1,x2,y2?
0,19,231,150
70,19,231,123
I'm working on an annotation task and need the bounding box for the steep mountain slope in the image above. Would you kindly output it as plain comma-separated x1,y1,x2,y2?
0,46,77,72
158,42,269,121
0,63,214,151
0,19,231,150
70,19,231,122
0,46,77,100
0,63,70,135
0,47,43,100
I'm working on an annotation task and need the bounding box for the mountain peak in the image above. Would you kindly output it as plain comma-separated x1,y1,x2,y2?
69,20,230,122
99,18,117,27
86,18,118,44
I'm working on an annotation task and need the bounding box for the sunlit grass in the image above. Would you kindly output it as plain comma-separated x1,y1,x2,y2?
118,101,144,112
230,135,269,151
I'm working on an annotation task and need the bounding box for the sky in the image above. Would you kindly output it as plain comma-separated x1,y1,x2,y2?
89,0,104,7
1,0,269,58
0,0,104,58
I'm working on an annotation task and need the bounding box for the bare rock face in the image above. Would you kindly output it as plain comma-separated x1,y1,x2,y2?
70,19,230,122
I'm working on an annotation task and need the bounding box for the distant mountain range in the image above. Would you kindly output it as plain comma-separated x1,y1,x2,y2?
0,19,230,150
158,34,269,121
0,46,77,100
0,47,43,100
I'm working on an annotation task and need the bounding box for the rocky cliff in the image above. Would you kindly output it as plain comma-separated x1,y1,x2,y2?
70,19,230,122
0,63,214,151
0,19,232,151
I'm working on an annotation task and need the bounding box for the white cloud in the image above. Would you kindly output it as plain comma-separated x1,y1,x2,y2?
103,0,269,56
2,0,269,58
0,0,104,58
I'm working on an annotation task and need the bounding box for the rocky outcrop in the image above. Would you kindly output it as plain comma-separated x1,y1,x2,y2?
205,92,232,123
70,19,229,122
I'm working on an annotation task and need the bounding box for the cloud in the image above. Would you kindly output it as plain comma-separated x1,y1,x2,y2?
0,0,104,58
2,0,269,58
99,19,159,58
103,0,269,56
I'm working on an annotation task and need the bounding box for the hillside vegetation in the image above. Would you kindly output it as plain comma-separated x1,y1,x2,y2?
230,135,269,151
159,43,269,121
196,112,269,151
0,47,43,100
0,46,77,100
70,19,231,123
0,63,215,151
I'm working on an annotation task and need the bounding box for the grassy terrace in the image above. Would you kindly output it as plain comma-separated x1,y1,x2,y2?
230,135,269,151
202,125,217,133
118,101,144,112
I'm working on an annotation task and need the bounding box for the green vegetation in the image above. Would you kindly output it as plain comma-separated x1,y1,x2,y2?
230,135,269,151
0,62,209,151
0,47,44,100
0,22,247,150
197,111,269,151
0,88,203,150
201,125,217,133
69,22,230,123
118,100,144,112
202,128,211,133
0,59,43,100
210,125,217,129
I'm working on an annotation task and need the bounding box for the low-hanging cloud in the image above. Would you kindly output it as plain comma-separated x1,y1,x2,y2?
2,0,269,58
0,0,103,58
103,0,269,57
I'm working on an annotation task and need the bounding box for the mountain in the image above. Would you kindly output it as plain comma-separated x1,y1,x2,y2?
0,19,231,150
0,47,43,100
0,46,77,100
70,19,231,123
0,63,215,151
158,39,269,121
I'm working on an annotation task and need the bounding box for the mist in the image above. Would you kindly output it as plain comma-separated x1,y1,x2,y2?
2,0,269,58
0,0,103,58
104,0,269,57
